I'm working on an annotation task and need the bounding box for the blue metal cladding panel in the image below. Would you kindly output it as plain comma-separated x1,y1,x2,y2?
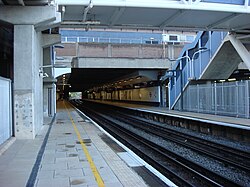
173,32,203,70
202,0,245,5
170,31,227,108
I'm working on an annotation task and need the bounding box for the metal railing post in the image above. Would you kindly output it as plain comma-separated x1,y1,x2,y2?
236,81,239,117
214,82,217,115
246,81,250,118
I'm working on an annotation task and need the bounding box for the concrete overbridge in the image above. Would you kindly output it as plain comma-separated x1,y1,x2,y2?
55,42,184,91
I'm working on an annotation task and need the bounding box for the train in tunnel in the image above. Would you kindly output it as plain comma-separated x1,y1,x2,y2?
86,86,163,106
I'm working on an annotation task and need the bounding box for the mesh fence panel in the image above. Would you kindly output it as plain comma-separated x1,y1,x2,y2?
174,80,250,118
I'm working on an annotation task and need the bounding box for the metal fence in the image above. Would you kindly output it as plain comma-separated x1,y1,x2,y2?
61,36,194,44
174,80,250,118
61,36,161,44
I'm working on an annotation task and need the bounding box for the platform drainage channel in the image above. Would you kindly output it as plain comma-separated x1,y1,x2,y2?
71,179,84,185
78,120,85,122
64,133,72,135
76,139,92,146
65,145,75,148
57,143,66,145
76,139,91,143
68,153,78,157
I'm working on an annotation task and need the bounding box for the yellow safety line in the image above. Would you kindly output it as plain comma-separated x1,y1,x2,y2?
63,101,105,187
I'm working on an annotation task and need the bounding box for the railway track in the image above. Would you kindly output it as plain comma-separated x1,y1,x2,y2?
71,100,244,187
106,110,250,173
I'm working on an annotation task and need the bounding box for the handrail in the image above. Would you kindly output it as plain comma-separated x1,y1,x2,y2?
169,31,227,109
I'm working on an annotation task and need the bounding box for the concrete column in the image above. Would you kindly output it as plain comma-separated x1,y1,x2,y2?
138,44,143,58
107,44,112,57
168,45,174,59
14,25,43,139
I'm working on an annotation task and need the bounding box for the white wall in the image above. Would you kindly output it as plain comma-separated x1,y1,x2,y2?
0,77,12,145
92,86,160,103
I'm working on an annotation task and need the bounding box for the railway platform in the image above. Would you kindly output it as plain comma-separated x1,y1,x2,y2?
84,99,250,142
87,100,250,129
0,101,169,187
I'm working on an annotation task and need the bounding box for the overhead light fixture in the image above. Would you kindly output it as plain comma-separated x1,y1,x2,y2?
228,78,236,81
136,76,141,79
56,56,65,60
84,21,101,25
219,80,226,82
61,21,101,25
40,64,67,69
62,6,65,12
39,64,67,77
43,72,49,78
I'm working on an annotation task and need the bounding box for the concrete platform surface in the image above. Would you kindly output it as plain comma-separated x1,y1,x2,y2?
87,100,250,129
0,101,158,187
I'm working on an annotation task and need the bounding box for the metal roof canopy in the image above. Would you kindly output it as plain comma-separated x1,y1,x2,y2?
0,0,52,6
57,0,250,32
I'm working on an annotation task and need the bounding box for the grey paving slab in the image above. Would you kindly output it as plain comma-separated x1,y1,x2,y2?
37,170,54,179
43,149,56,154
40,162,67,171
67,161,89,170
54,169,84,178
36,178,70,187
0,101,151,187
56,148,70,152
55,157,80,163
69,176,97,186
87,184,99,187
104,182,124,187
41,157,55,164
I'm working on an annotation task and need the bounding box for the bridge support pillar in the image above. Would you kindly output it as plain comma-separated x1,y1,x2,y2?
14,25,43,139
228,34,250,70
0,5,61,139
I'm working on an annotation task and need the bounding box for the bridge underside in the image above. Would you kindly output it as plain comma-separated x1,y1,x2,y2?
72,57,171,69
201,35,250,80
58,0,250,32
200,41,242,80
59,68,162,92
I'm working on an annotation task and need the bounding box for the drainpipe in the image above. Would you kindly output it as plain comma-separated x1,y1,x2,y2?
83,0,93,22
